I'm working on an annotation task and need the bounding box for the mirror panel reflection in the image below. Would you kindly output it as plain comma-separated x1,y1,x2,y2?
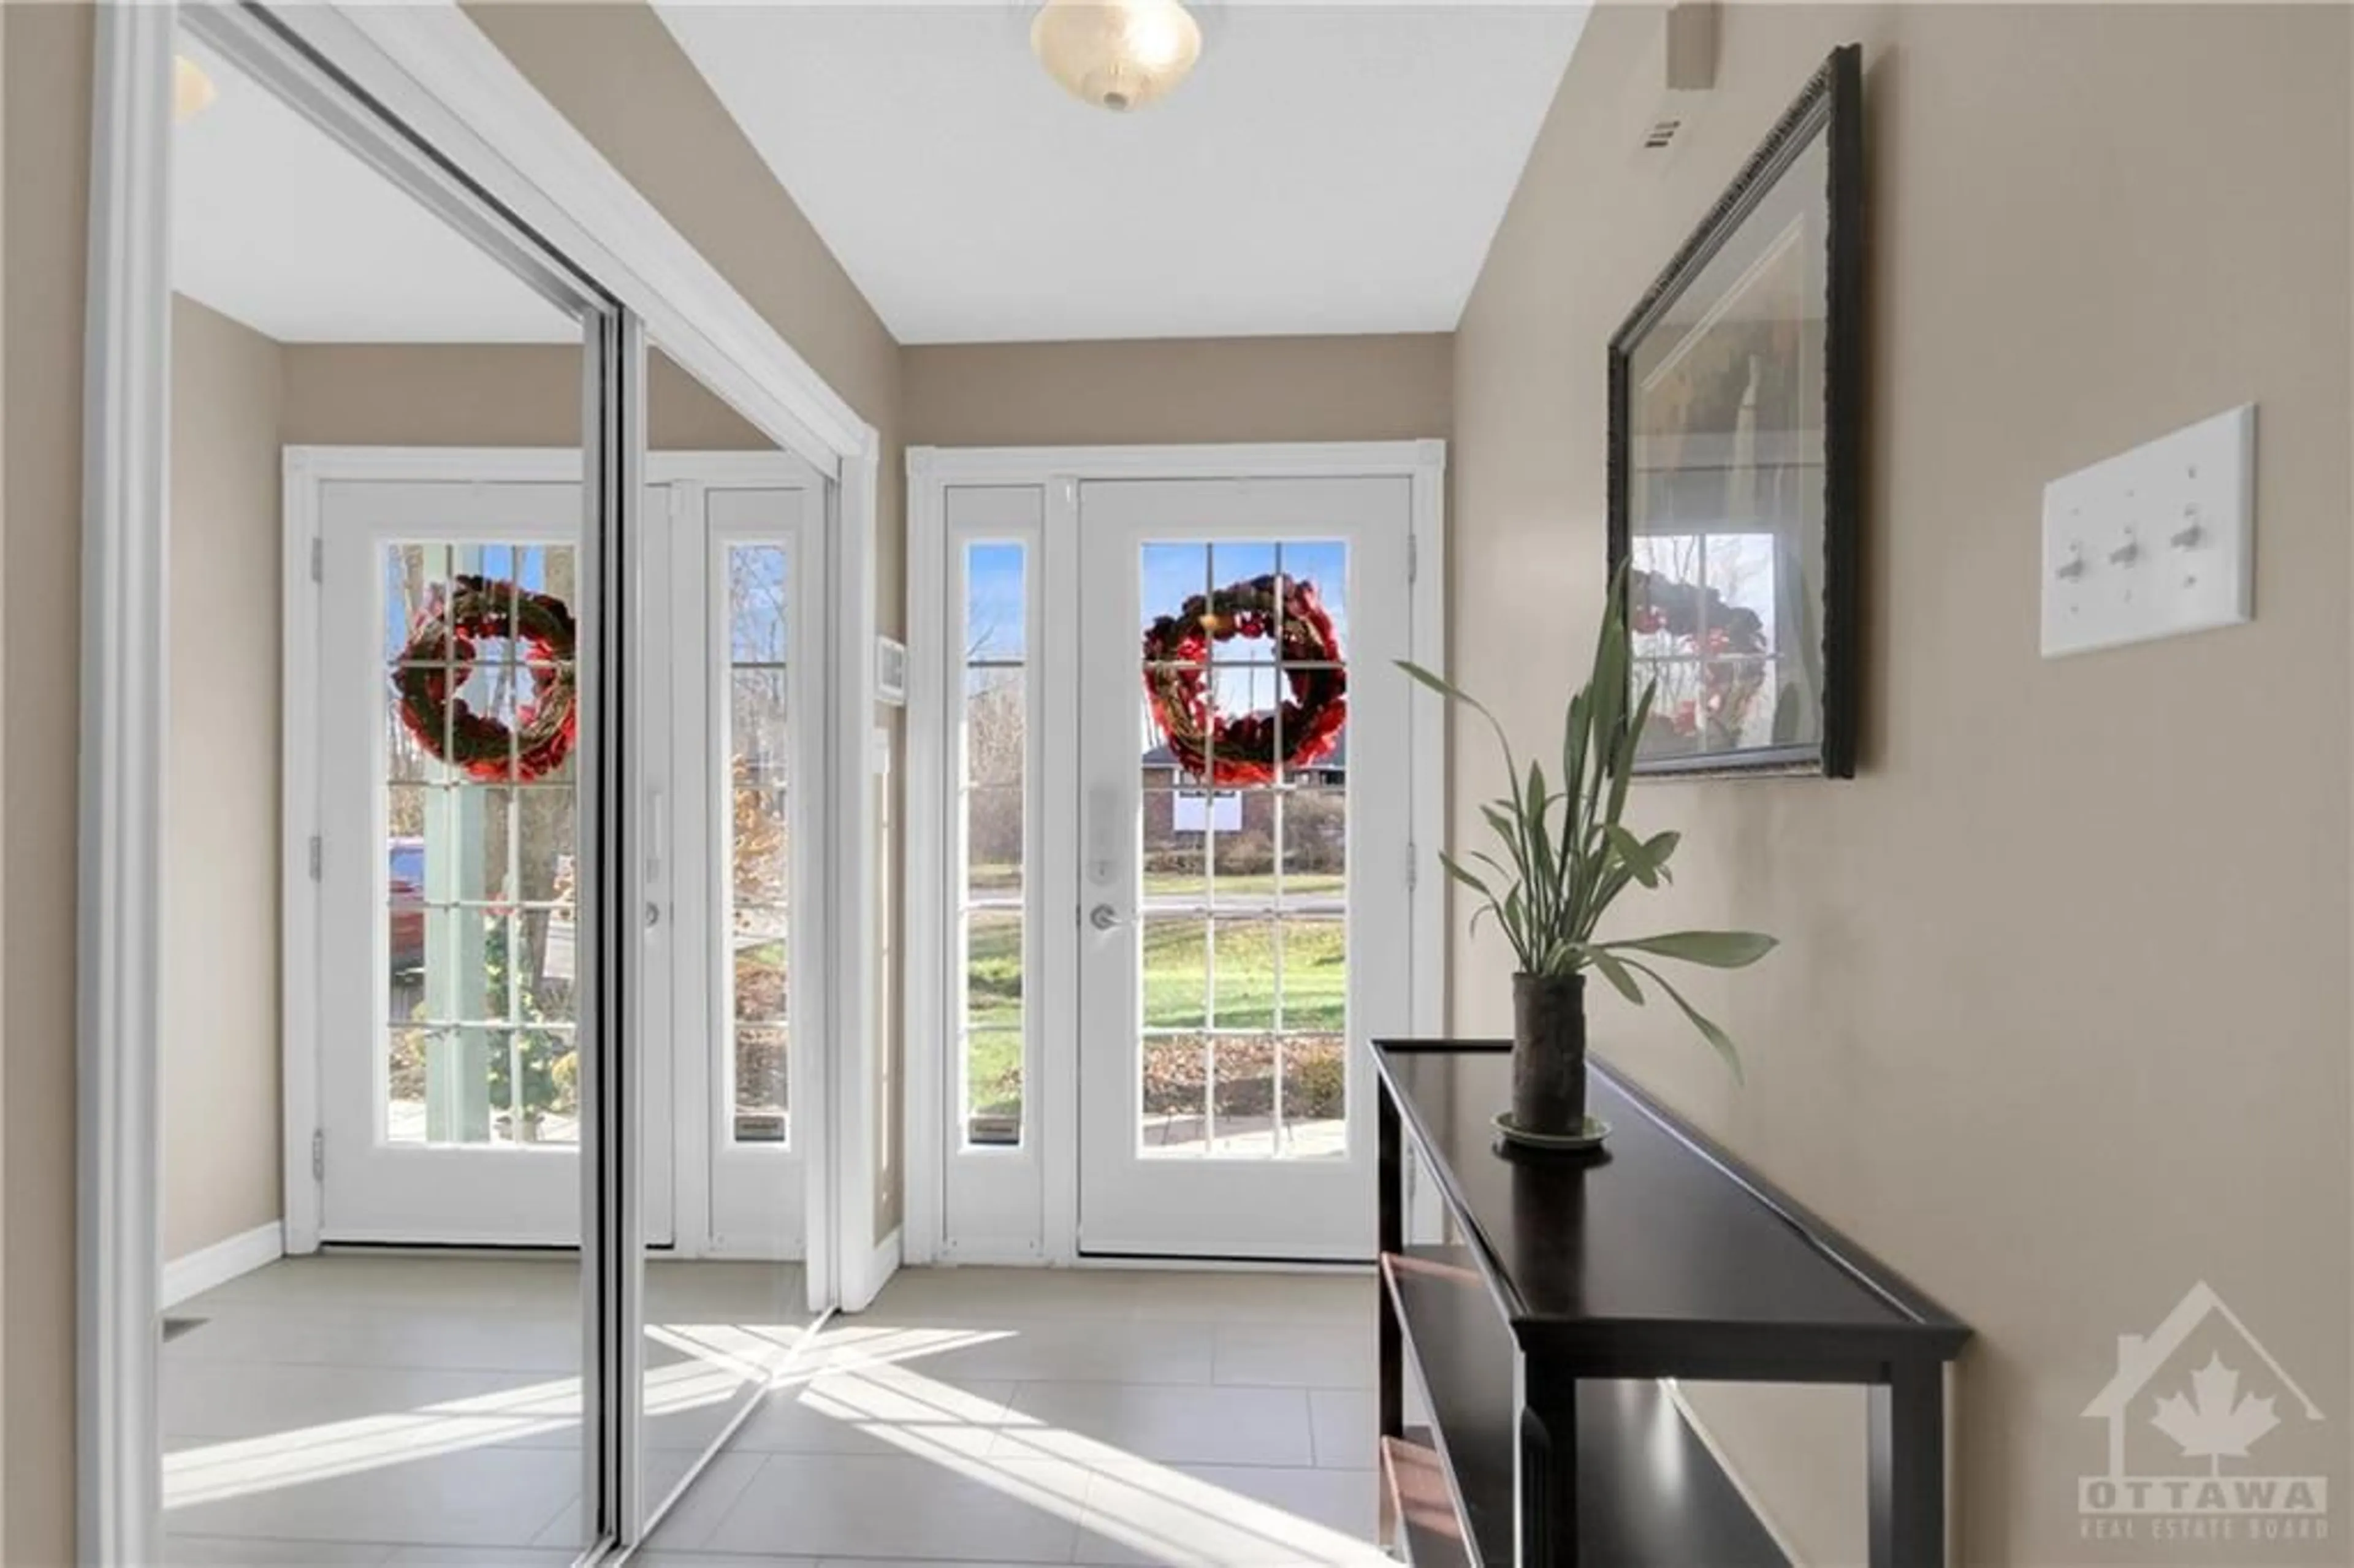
159,26,598,1562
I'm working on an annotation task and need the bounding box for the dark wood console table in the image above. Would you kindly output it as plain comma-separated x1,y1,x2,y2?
1373,1040,1970,1567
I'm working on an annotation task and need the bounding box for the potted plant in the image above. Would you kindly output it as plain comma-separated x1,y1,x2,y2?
1400,568,1776,1145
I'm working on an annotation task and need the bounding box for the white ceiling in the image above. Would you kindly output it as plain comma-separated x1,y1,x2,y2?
654,2,1592,344
172,39,576,344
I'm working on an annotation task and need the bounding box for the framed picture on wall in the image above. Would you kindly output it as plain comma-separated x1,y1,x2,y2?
1607,42,1862,777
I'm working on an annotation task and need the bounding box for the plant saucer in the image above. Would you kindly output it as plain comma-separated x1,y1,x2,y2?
1492,1111,1611,1152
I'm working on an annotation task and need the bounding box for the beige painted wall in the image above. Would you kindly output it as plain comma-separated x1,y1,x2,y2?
902,334,1453,447
1452,6,2351,1564
3,6,90,1560
163,296,289,1264
281,344,768,450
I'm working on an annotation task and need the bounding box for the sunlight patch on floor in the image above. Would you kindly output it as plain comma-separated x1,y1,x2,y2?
767,1343,1388,1566
162,1324,1014,1510
165,1290,1381,1566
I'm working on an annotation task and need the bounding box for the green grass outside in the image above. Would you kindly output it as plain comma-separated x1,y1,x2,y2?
967,867,1344,901
961,913,1346,1119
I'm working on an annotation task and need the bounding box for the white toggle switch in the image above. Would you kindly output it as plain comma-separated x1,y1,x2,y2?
2041,406,2255,658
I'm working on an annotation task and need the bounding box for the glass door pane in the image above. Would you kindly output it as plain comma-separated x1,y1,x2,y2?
726,542,795,1146
1133,541,1351,1162
959,541,1030,1148
384,543,581,1151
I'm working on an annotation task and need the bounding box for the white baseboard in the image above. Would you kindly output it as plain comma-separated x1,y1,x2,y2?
162,1220,284,1309
934,1238,1047,1268
840,1227,903,1313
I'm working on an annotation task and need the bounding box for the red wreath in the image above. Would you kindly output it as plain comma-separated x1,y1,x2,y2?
1628,566,1769,740
1141,573,1346,787
392,574,577,783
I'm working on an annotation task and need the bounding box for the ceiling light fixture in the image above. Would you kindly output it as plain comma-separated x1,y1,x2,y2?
174,55,218,124
1030,0,1203,113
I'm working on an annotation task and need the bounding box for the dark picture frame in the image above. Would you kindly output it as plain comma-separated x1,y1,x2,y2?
1607,43,1862,777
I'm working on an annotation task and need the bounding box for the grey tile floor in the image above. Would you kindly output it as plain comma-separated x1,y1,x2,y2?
162,1255,808,1568
641,1267,1387,1568
160,1260,1384,1567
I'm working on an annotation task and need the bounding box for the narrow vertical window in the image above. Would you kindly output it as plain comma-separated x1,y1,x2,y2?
960,542,1028,1146
726,543,791,1144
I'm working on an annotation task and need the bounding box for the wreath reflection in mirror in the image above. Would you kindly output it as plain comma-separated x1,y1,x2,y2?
392,574,578,783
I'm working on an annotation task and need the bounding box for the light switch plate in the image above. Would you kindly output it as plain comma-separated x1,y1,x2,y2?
2041,405,2255,658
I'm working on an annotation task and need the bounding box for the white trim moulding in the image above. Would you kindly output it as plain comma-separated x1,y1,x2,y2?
160,1223,287,1312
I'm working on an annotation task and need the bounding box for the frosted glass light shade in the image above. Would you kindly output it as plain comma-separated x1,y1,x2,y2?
174,55,218,124
1030,0,1203,113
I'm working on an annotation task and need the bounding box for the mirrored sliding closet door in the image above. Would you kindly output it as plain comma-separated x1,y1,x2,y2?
156,8,638,1562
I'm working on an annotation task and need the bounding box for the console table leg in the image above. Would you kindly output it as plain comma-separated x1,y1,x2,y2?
1521,1371,1578,1567
1377,1087,1403,1444
1376,1085,1401,1550
1868,1363,1945,1568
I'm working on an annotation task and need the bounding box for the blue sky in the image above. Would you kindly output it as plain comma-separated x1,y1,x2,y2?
381,543,564,663
965,539,1352,667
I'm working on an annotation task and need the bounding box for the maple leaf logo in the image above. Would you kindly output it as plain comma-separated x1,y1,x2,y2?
2149,1353,2281,1473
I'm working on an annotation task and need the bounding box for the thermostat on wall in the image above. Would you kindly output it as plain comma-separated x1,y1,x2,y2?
875,635,908,706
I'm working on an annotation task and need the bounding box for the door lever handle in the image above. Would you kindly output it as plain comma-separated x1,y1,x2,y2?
1088,903,1131,932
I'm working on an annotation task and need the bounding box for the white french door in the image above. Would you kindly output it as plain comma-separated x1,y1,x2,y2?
314,465,823,1252
317,477,645,1244
1072,477,1412,1259
927,466,1423,1264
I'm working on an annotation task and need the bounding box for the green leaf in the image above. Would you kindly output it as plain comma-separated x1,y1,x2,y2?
1583,862,1634,931
1604,824,1661,888
1436,852,1491,897
1602,931,1778,969
1608,676,1656,825
1523,759,1553,921
1467,848,1517,883
1503,883,1526,954
1584,947,1645,1006
1395,660,1471,704
1478,801,1522,853
1585,585,1629,835
1561,689,1592,828
1620,958,1746,1084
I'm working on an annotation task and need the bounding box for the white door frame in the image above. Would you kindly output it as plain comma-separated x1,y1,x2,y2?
902,441,1448,1268
280,446,831,1262
82,1,883,1557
